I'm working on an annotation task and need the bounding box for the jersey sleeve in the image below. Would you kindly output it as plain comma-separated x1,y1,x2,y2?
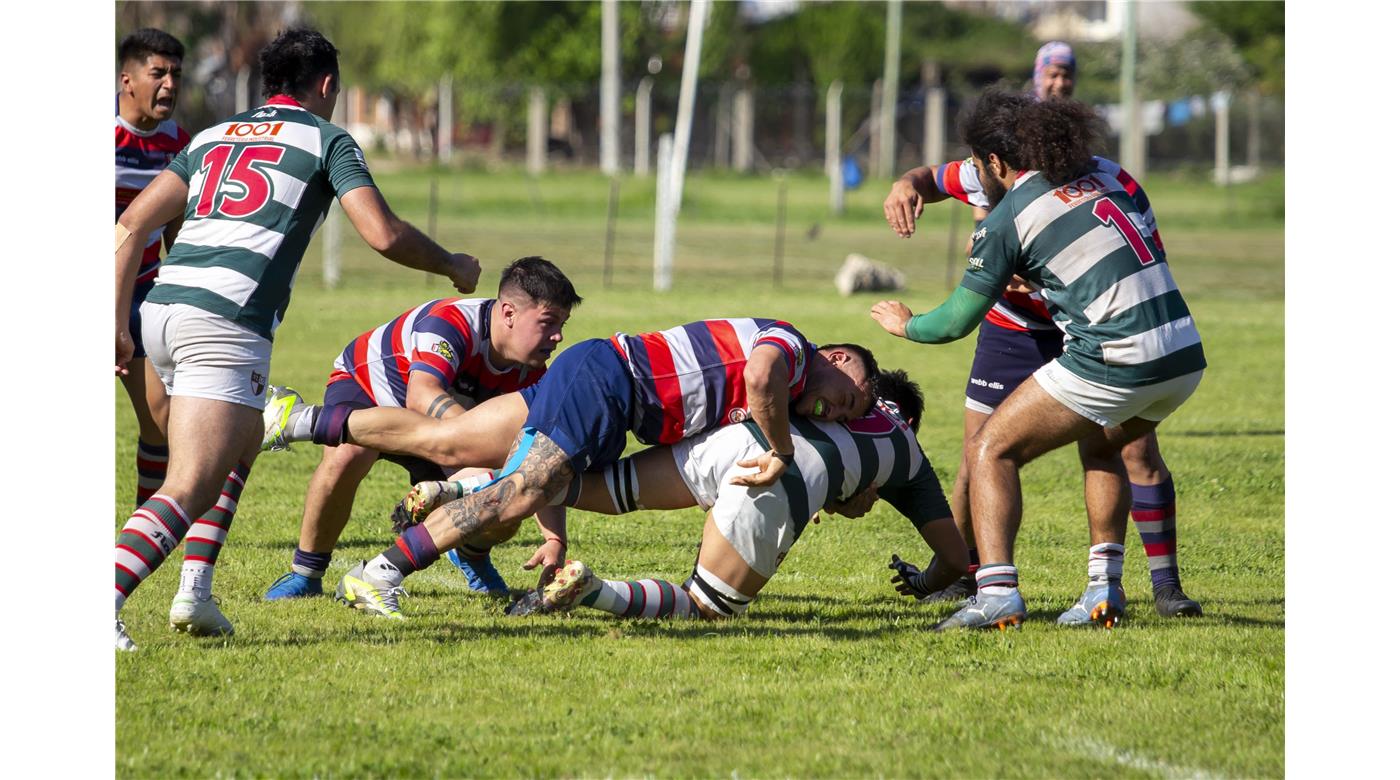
1098,157,1164,254
323,130,376,198
877,459,951,531
934,158,991,209
407,313,472,389
958,212,1020,299
752,321,810,391
165,145,192,183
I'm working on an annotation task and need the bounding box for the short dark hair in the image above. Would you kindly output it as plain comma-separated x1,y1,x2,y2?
119,28,184,68
873,369,925,433
1017,98,1104,185
818,342,879,386
961,88,1036,171
498,257,583,312
260,28,339,99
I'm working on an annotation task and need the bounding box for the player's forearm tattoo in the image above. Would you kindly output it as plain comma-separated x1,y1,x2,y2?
426,393,461,419
444,429,575,540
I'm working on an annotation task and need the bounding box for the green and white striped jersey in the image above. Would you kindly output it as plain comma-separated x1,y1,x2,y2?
741,400,950,540
962,170,1206,387
148,97,376,340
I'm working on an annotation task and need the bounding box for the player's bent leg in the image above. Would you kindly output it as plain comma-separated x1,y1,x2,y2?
265,443,381,600
1119,433,1201,617
939,380,1102,632
344,392,528,468
116,395,260,640
121,359,170,507
1057,436,1130,628
339,428,574,617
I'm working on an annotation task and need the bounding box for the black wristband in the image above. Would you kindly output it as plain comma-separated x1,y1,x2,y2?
772,450,795,466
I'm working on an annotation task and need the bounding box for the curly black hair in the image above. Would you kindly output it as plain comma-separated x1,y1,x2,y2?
259,28,339,99
1016,98,1104,185
961,89,1037,171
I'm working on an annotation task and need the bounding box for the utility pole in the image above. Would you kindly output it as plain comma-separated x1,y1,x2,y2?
1118,0,1142,174
879,0,902,179
600,0,621,174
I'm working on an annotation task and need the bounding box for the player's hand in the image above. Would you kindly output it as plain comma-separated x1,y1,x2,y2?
883,179,924,237
523,537,567,590
870,300,913,338
115,326,134,376
888,553,933,599
1004,274,1039,294
447,252,482,294
825,485,879,518
730,449,789,488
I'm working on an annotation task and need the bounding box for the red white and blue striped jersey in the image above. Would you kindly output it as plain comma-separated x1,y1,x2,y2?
331,298,544,408
116,110,190,287
934,156,1162,333
610,318,814,446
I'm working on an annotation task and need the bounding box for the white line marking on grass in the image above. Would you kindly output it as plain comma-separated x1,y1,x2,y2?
1051,736,1228,780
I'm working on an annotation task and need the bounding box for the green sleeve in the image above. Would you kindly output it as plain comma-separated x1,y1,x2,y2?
324,131,376,198
903,286,996,344
165,146,191,183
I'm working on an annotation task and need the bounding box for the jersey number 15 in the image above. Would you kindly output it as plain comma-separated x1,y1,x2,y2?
194,143,286,218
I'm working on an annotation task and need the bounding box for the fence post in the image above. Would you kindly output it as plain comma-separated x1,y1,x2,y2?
826,81,844,216
922,61,943,166
879,0,902,179
773,173,787,288
733,83,754,173
322,95,347,289
869,79,882,178
437,74,453,164
527,86,547,175
600,0,621,174
654,134,675,291
635,77,653,176
1213,91,1231,185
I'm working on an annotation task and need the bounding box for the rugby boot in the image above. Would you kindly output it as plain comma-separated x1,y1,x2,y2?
262,385,308,451
1153,584,1204,618
1056,579,1127,629
920,573,976,604
169,592,235,636
507,560,599,617
933,589,1027,632
445,548,509,595
264,572,323,601
336,561,406,619
116,618,137,652
391,481,465,532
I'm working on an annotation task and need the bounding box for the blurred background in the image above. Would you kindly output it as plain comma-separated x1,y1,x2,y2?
116,1,1282,179
112,0,1284,294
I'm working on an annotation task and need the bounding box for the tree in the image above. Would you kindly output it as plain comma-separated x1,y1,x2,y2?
1190,1,1284,95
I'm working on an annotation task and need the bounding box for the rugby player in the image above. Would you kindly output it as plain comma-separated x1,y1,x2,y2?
880,42,1201,622
263,257,580,601
115,29,188,507
871,92,1205,630
113,28,481,650
264,318,880,617
506,370,968,621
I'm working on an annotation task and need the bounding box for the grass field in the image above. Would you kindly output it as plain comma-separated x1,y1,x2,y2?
115,165,1284,777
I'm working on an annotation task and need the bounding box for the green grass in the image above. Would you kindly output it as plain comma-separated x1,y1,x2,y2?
116,166,1284,778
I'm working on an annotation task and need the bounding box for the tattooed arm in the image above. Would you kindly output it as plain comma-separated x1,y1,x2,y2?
405,371,468,420
423,428,577,551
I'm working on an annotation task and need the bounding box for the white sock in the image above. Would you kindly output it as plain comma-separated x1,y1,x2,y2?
364,554,406,587
179,561,215,599
1087,543,1125,583
289,405,318,441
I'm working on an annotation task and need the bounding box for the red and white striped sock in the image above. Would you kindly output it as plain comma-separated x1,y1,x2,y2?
115,494,192,612
179,462,250,599
135,440,168,507
580,578,699,618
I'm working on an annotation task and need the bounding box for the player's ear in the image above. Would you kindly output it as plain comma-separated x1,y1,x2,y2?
499,298,516,327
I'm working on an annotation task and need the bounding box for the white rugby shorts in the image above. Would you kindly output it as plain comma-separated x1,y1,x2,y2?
141,302,273,410
1033,359,1203,428
670,425,798,578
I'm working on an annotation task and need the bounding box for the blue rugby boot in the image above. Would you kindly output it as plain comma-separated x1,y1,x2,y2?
934,589,1027,632
1057,579,1126,629
264,572,323,601
446,548,509,595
